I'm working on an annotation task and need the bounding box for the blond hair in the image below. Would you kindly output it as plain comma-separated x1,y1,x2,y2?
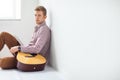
35,6,47,16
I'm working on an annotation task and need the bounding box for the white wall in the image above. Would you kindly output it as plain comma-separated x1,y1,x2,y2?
39,0,120,80
0,0,39,57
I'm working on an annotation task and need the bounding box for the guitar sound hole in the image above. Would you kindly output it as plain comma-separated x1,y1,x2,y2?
25,54,37,58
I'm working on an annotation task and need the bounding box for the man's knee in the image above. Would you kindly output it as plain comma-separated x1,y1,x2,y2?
0,32,9,36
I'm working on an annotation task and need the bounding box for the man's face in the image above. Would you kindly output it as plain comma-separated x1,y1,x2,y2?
35,11,46,25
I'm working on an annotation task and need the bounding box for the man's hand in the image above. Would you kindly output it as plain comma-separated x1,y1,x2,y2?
10,46,19,54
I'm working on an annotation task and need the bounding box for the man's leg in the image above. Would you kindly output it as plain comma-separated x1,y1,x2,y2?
0,32,20,69
0,57,17,69
0,32,20,50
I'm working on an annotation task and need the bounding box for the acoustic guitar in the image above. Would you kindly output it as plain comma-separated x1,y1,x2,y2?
16,52,46,71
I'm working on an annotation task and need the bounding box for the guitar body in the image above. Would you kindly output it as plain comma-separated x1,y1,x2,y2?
17,52,46,71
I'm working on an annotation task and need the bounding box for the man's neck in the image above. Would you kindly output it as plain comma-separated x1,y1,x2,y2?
36,21,45,27
36,24,40,27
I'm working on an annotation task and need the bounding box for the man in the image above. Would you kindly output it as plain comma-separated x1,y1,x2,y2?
0,6,51,69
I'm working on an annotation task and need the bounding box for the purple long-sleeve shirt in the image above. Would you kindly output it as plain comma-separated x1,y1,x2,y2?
20,21,51,60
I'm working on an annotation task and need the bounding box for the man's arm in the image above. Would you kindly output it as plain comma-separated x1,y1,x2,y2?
20,27,50,53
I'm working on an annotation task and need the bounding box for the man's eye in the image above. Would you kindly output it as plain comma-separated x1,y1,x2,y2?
38,15,41,16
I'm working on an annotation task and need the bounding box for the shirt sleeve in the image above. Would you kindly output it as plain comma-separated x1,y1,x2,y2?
20,27,50,53
28,36,35,46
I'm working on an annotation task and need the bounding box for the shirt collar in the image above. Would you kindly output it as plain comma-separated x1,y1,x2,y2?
34,21,46,32
36,21,46,27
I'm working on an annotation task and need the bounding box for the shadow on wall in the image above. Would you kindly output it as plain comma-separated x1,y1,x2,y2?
47,9,58,70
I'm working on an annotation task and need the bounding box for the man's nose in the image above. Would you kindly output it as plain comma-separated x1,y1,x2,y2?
35,16,39,19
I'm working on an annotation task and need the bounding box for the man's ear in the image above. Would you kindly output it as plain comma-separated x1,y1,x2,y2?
44,16,47,19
